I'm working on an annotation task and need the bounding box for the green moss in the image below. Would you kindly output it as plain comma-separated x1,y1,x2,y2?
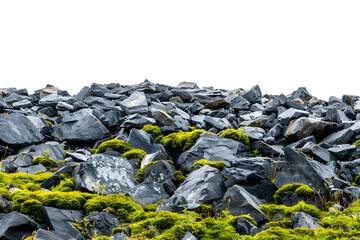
219,128,250,147
274,183,314,204
353,139,360,147
51,178,75,192
354,173,360,186
190,159,227,170
92,237,112,240
195,203,216,218
174,171,186,184
20,199,43,223
32,156,57,170
142,124,164,142
143,204,158,212
122,149,146,161
95,139,134,154
1,172,53,190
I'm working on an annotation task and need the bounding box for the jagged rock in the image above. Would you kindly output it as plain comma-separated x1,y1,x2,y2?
85,212,121,237
235,218,258,235
33,229,76,240
173,115,190,131
230,96,251,110
177,133,250,172
292,212,320,229
263,94,287,114
275,147,335,193
177,81,199,89
182,231,198,240
285,117,338,142
204,98,229,109
149,107,173,126
320,128,354,145
242,85,262,103
120,114,156,129
328,144,357,160
291,87,313,102
0,113,44,148
0,211,43,240
157,165,225,212
143,160,176,183
214,185,267,224
38,94,73,108
0,196,13,213
53,109,110,143
40,84,60,98
127,178,169,206
278,108,310,125
73,153,137,195
16,164,47,174
120,91,148,115
243,127,265,141
42,207,85,240
251,141,284,157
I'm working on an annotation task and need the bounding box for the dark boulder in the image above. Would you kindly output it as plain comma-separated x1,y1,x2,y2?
292,212,320,229
127,178,169,206
119,91,148,115
85,212,121,237
33,229,76,240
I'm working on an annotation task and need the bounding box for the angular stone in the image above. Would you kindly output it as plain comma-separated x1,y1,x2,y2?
172,115,190,131
230,96,251,110
278,108,310,125
177,81,199,89
16,164,47,174
291,87,313,102
120,114,156,129
204,98,229,109
214,185,267,224
182,231,198,240
149,107,173,126
204,116,233,130
127,178,169,206
0,211,42,240
263,94,287,114
292,212,320,229
73,153,137,195
243,127,265,141
285,117,338,142
53,109,110,143
120,91,148,115
0,196,13,213
40,84,59,98
251,141,284,157
38,94,73,108
157,165,225,212
143,160,176,183
0,113,44,148
12,99,33,109
320,128,354,145
171,89,192,102
242,85,262,104
236,218,258,235
328,144,357,160
85,212,121,237
33,229,76,240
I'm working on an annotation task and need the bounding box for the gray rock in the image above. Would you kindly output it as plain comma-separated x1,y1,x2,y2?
177,81,199,89
204,116,233,130
53,109,110,142
157,165,225,212
173,115,190,131
287,99,306,111
149,107,173,126
263,94,287,114
306,145,338,164
143,160,176,183
127,178,169,206
230,96,251,110
0,154,33,173
16,164,47,174
251,141,284,157
40,84,59,98
320,128,354,145
243,127,265,141
85,212,121,237
235,218,258,235
242,85,262,103
120,114,156,129
0,113,44,148
0,211,43,240
182,231,198,240
292,212,320,229
120,91,148,115
42,207,85,240
291,87,313,102
0,196,13,213
38,94,73,108
285,117,338,142
171,88,192,102
12,99,33,109
73,153,137,195
56,101,74,111
33,229,76,240
328,144,357,160
275,147,335,193
278,108,310,125
214,185,267,224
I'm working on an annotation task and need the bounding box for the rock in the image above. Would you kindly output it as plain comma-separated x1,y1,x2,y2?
177,133,250,172
33,229,76,240
204,116,233,130
320,128,354,145
188,101,204,114
41,175,63,189
230,96,251,110
171,89,192,102
1,154,33,173
12,99,33,109
242,85,262,103
40,84,59,98
127,129,169,159
243,127,265,141
0,113,44,149
38,94,73,108
235,218,258,235
120,114,156,129
182,231,198,240
143,160,176,183
328,144,357,160
285,117,338,142
0,196,13,213
305,145,338,164
127,178,169,206
172,115,190,131
16,164,47,174
42,207,85,240
85,212,121,237
120,91,148,115
53,109,110,143
177,81,199,89
291,87,313,102
0,211,43,240
263,94,287,114
278,108,310,125
292,212,320,229
204,98,229,109
73,153,137,195
157,165,225,212
251,141,284,157
214,185,267,224
149,107,173,126
275,147,335,193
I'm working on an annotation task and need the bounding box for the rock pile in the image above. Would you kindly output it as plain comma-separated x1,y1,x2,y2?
0,81,360,239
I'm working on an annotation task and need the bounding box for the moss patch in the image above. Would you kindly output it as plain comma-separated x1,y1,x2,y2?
190,159,227,170
95,139,134,154
122,149,146,161
219,128,250,147
32,156,57,170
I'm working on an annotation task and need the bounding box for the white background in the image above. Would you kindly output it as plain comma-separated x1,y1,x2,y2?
1,1,359,100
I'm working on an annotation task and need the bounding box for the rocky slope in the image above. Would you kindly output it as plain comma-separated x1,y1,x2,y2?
0,80,360,239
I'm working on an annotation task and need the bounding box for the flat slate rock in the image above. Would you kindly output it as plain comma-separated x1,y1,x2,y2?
85,212,122,237
157,165,225,212
53,109,110,142
73,153,137,195
127,178,169,206
120,91,148,115
33,229,77,240
0,113,44,148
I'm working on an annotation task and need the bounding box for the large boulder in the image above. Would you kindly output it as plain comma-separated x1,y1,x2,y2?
0,211,43,240
120,91,148,115
157,165,225,212
73,153,137,195
214,185,267,224
285,117,338,142
0,113,44,148
53,109,110,143
127,178,169,206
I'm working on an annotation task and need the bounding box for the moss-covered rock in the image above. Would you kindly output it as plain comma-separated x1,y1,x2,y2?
219,128,250,147
122,149,146,161
51,178,75,192
273,183,314,204
142,124,164,142
95,139,134,154
32,156,57,170
353,139,360,147
190,159,227,170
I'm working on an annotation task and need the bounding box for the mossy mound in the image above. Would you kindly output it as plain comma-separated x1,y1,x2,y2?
51,177,75,192
95,139,134,154
190,159,227,170
353,139,360,147
219,128,250,147
273,183,314,204
32,156,57,170
122,149,147,161
142,124,164,142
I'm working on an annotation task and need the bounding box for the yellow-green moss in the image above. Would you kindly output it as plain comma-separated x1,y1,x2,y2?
142,124,164,142
32,156,57,170
51,178,75,192
353,139,360,147
274,183,314,204
1,172,53,190
190,159,227,170
95,139,134,154
219,128,250,147
20,199,43,223
122,149,146,161
174,171,186,184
